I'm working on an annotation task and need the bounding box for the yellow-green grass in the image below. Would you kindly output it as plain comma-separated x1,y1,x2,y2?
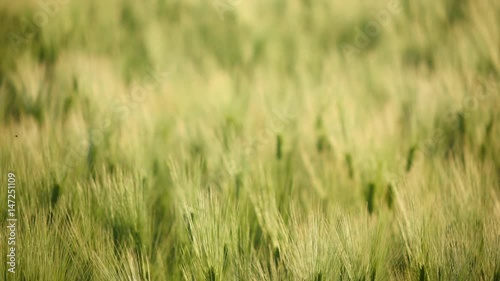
0,0,499,280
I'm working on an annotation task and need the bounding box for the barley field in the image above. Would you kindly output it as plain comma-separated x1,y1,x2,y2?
0,0,499,280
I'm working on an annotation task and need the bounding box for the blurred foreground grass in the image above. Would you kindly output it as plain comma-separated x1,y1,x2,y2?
0,0,499,280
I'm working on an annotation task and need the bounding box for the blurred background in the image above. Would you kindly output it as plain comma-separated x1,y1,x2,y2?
0,0,499,280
